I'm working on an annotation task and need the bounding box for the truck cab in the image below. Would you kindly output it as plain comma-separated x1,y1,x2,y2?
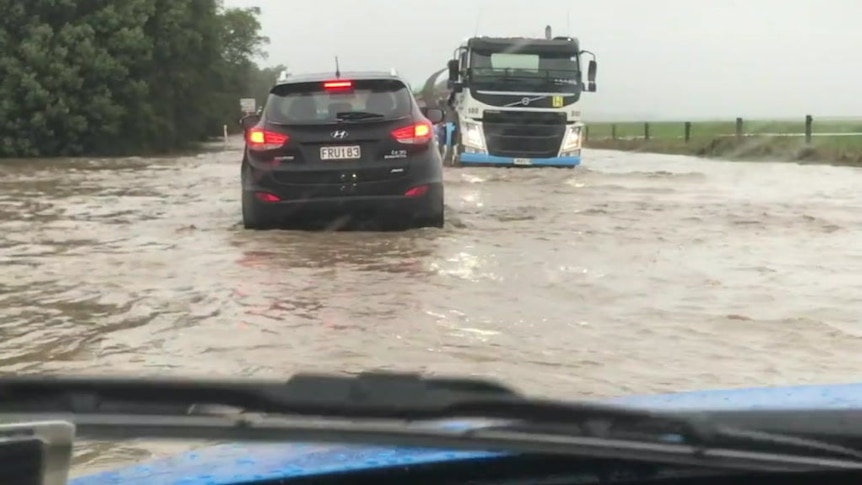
442,27,597,168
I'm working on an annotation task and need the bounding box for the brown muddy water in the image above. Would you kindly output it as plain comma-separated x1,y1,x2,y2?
1,138,861,472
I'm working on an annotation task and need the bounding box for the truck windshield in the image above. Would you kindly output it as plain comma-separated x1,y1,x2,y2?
469,50,580,93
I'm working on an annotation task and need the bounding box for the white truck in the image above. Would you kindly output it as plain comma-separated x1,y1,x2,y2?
436,25,597,168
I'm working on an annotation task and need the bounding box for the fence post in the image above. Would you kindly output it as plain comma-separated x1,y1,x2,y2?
644,122,650,140
735,118,743,140
684,122,691,143
804,115,813,144
611,124,617,140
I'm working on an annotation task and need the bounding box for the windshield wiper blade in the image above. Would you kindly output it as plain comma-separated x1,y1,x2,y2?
0,372,525,417
1,372,861,472
0,372,705,424
6,413,858,474
335,111,385,120
477,77,526,83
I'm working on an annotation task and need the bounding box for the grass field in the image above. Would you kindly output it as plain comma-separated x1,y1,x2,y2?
583,117,862,166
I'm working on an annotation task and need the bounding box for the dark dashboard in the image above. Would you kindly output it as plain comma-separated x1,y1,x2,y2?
241,454,862,485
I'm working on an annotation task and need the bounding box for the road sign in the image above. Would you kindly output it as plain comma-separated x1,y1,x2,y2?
239,98,256,113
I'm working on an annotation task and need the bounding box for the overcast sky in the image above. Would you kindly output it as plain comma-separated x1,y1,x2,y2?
224,0,861,120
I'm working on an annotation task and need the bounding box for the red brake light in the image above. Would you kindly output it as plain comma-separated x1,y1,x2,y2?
391,121,433,144
247,129,288,150
255,192,281,203
404,185,429,197
323,80,352,90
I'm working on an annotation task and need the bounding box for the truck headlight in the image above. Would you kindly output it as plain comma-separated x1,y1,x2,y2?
461,122,485,150
561,124,583,152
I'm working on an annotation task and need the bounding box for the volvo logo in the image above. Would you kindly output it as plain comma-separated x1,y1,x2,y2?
330,130,349,139
504,95,548,108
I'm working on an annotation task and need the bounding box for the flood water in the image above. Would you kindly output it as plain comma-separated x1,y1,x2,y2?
2,138,861,471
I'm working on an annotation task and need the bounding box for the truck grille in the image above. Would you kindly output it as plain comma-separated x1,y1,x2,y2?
481,111,567,158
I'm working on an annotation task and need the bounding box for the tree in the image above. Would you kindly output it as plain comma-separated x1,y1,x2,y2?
220,6,269,66
247,64,286,112
0,1,270,157
209,6,271,135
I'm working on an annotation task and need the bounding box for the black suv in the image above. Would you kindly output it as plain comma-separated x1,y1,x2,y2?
240,71,446,230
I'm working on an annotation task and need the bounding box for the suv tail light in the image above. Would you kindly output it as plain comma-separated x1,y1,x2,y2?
391,121,433,144
247,129,288,150
323,80,352,90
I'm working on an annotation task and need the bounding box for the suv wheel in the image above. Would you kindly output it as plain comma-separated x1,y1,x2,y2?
241,164,273,230
242,189,271,229
414,201,444,229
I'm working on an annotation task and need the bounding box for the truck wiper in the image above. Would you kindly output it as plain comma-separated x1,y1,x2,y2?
1,372,862,473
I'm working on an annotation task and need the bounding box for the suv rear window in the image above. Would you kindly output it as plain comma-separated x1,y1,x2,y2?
264,79,412,125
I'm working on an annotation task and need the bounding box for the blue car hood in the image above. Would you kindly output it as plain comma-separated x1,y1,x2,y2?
72,381,862,485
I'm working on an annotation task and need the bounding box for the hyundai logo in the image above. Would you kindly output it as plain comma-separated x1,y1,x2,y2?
521,97,530,106
331,130,348,139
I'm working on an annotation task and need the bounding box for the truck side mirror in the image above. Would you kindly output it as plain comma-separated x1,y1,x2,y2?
587,60,597,92
420,107,445,124
447,59,459,82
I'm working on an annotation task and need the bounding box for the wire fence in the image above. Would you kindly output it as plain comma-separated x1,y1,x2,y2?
584,115,862,145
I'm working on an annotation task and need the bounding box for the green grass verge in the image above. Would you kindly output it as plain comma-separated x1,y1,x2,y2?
583,119,862,166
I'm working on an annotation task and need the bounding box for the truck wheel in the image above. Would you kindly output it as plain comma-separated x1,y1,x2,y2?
446,149,459,167
451,143,466,167
450,126,464,167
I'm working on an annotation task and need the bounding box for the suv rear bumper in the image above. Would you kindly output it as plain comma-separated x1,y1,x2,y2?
245,182,443,221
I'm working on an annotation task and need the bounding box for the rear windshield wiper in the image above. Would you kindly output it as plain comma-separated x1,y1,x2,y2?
2,372,862,473
335,111,385,121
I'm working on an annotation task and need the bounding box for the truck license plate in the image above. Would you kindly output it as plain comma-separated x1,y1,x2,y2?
513,158,532,165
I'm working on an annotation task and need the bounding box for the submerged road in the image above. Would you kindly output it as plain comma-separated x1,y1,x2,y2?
1,138,861,471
